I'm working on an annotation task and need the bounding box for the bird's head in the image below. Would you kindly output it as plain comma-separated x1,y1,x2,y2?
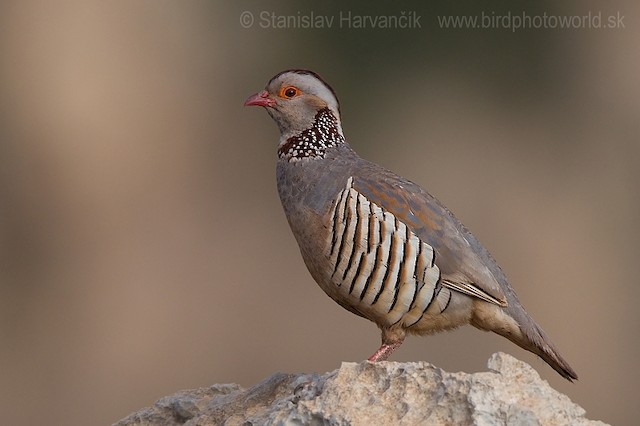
244,69,342,140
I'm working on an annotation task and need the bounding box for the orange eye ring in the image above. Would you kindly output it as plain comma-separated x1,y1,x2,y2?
279,86,299,99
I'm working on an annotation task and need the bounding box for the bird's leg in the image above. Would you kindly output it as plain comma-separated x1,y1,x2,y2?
369,333,404,362
367,329,406,362
367,342,402,361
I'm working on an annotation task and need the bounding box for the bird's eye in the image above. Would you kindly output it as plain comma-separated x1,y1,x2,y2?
281,86,299,99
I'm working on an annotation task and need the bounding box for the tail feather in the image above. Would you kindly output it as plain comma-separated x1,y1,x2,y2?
520,322,578,381
471,300,578,381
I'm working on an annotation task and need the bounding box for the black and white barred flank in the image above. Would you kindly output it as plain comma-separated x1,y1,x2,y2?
327,177,453,328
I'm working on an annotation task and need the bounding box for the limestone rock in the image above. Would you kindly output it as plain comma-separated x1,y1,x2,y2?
114,352,606,426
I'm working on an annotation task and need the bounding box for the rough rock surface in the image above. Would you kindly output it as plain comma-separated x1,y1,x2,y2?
115,352,606,426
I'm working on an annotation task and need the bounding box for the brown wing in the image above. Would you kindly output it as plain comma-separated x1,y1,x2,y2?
351,162,508,307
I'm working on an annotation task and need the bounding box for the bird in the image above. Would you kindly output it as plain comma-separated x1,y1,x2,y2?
244,69,578,381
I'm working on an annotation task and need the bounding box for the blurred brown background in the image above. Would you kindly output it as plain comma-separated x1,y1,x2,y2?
1,1,638,424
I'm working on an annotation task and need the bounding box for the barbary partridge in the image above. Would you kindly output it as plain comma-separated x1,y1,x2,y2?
244,69,577,381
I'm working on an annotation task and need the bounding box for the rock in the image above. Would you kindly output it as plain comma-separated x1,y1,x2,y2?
114,352,607,426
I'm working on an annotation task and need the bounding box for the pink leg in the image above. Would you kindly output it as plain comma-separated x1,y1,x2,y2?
367,340,403,362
